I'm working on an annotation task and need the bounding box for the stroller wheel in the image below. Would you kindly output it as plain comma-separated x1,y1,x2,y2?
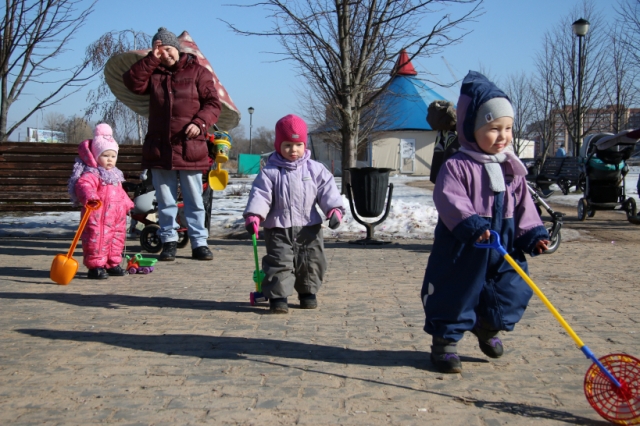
577,198,589,221
140,224,162,253
177,231,189,248
625,198,637,222
544,225,561,255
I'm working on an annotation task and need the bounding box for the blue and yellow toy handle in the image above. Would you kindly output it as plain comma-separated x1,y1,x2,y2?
475,230,622,388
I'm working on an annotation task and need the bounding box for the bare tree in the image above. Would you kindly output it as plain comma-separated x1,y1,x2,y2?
44,111,66,131
544,1,609,156
602,25,639,133
60,115,92,144
230,125,275,156
530,34,563,162
224,0,482,186
503,72,535,156
615,0,640,67
251,127,276,154
84,30,151,144
0,0,98,141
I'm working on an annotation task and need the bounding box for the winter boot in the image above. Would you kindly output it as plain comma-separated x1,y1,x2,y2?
191,246,213,261
471,324,504,358
430,336,462,373
106,265,127,276
269,298,289,314
159,242,177,261
88,268,109,280
298,293,317,309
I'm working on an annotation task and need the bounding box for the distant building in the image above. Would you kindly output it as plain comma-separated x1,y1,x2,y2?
27,127,65,143
544,106,640,156
311,50,452,177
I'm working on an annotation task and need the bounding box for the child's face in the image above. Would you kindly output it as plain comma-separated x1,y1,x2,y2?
474,116,513,155
97,150,118,169
280,141,306,161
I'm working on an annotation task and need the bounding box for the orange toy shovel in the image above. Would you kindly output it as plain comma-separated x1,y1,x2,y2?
50,200,101,285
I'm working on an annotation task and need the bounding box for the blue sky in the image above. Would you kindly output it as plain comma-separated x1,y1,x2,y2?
10,0,614,140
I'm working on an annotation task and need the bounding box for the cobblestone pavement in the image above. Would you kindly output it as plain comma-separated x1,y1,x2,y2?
0,227,638,424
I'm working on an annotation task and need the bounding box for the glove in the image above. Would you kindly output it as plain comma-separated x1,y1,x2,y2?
87,199,102,209
327,208,342,230
245,215,261,236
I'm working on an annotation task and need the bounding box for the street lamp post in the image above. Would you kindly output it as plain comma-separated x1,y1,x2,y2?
248,107,255,154
572,18,590,157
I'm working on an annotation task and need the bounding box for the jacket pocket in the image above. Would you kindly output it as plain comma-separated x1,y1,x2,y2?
182,138,208,162
142,139,162,161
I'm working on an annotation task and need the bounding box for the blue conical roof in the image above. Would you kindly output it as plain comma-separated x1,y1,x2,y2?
311,52,452,134
374,51,451,131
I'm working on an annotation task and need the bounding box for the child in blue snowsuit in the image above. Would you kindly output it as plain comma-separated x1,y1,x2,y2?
421,71,550,373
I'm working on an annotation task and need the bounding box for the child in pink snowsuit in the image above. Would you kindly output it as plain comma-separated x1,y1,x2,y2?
68,123,134,279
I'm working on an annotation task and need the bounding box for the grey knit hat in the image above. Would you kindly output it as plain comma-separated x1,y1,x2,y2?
152,27,181,52
474,97,514,132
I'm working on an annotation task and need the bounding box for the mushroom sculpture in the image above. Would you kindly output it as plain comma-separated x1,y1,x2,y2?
104,31,240,131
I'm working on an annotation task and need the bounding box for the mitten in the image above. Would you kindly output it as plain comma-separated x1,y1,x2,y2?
327,208,342,230
245,215,261,235
87,199,102,209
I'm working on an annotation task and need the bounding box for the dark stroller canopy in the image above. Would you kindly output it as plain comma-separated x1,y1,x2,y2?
595,129,640,150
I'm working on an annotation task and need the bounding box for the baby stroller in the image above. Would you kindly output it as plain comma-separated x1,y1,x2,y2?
524,159,563,254
577,129,640,223
527,181,563,254
123,169,214,253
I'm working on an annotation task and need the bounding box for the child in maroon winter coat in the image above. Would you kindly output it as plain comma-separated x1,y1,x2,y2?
68,124,134,279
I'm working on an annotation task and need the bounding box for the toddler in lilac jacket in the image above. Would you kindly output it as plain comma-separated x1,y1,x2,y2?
243,114,345,314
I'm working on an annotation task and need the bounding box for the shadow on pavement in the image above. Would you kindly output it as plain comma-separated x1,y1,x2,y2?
14,328,607,424
326,241,432,253
0,292,259,313
0,267,50,280
17,328,476,370
0,240,74,256
471,400,607,425
254,359,608,425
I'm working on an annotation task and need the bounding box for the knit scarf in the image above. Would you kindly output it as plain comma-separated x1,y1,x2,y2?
459,147,528,192
67,157,126,205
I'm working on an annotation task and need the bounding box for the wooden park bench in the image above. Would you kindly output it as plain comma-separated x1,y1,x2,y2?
533,156,584,195
0,142,143,212
0,141,216,235
555,156,584,195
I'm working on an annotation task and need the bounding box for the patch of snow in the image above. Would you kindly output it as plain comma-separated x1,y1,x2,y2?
3,168,637,240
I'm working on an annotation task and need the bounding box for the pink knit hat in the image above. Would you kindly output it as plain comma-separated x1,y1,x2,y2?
274,114,307,154
91,123,119,160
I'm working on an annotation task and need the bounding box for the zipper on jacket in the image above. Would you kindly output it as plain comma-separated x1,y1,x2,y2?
97,183,110,259
287,168,294,225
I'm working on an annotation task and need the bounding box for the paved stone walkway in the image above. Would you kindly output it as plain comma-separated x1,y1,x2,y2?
0,231,638,425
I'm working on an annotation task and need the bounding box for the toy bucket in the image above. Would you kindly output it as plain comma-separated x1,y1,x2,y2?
214,139,231,163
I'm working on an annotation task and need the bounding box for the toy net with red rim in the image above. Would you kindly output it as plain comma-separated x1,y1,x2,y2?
584,353,640,424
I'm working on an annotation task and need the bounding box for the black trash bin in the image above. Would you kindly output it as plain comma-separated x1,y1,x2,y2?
345,167,394,245
349,167,393,218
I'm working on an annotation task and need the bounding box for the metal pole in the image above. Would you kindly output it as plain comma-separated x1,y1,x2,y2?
249,112,253,154
576,35,583,157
